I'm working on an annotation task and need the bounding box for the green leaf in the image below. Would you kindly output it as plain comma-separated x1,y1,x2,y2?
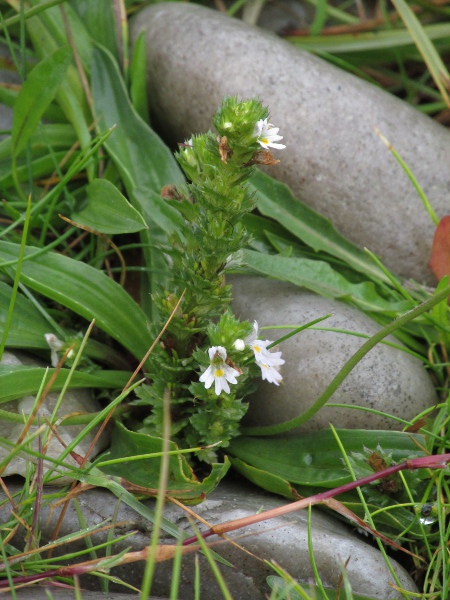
70,0,120,63
91,44,185,315
0,241,151,363
242,249,411,315
72,178,148,234
0,364,130,403
0,282,53,349
99,421,230,503
228,430,426,534
249,170,392,285
22,4,93,167
129,32,149,124
229,456,299,499
228,430,425,488
91,44,184,201
12,46,73,157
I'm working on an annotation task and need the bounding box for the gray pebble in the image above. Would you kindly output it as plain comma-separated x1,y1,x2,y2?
230,275,437,432
130,2,450,283
0,479,417,599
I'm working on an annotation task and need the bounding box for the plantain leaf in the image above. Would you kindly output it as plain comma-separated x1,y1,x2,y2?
129,32,149,124
249,170,392,285
242,248,411,315
0,241,151,363
99,421,230,504
12,46,73,157
72,178,148,234
70,0,120,63
0,282,54,349
228,430,426,535
91,43,184,316
228,430,425,488
0,364,129,403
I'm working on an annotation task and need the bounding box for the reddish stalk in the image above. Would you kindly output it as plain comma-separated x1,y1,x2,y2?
183,453,450,546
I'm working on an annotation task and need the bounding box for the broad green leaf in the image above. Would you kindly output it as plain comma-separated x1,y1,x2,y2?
0,241,151,363
91,44,184,316
0,282,54,349
242,249,411,315
228,430,425,488
230,455,421,535
91,44,184,203
130,32,149,124
0,364,130,403
72,178,148,234
99,421,230,503
249,170,392,285
132,186,185,239
228,430,426,535
70,0,120,63
229,456,299,498
12,46,72,157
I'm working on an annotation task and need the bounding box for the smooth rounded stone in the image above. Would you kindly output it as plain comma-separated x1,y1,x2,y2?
130,3,450,284
0,350,108,481
0,480,417,599
229,276,437,432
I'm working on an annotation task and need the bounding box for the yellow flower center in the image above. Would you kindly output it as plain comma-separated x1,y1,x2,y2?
214,368,224,377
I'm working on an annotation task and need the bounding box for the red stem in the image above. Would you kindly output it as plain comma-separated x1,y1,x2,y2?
182,452,450,545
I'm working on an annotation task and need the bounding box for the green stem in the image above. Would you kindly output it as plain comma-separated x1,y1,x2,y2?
241,282,450,435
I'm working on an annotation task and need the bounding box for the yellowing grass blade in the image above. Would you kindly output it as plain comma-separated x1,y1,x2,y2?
390,0,450,107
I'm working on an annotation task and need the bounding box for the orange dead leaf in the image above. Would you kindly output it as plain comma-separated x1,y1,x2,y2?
430,216,450,281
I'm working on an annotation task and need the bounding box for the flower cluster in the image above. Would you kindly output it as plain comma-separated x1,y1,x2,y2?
200,321,285,395
136,97,287,460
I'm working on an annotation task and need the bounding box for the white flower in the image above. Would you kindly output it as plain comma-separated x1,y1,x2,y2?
44,333,64,367
199,346,240,395
247,321,285,368
259,361,283,386
245,321,285,385
253,118,286,150
234,338,245,351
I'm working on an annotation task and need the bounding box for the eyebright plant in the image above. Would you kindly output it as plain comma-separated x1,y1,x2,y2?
134,97,285,463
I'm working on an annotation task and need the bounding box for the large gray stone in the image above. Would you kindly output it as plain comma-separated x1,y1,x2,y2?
230,276,437,432
0,480,417,599
130,3,450,284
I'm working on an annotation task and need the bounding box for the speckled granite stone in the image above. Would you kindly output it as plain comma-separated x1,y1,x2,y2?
130,2,450,284
230,276,437,432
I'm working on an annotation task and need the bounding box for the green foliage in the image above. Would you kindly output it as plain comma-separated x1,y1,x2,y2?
0,1,450,596
98,421,230,503
72,178,148,234
137,97,286,461
228,430,429,535
11,46,72,158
